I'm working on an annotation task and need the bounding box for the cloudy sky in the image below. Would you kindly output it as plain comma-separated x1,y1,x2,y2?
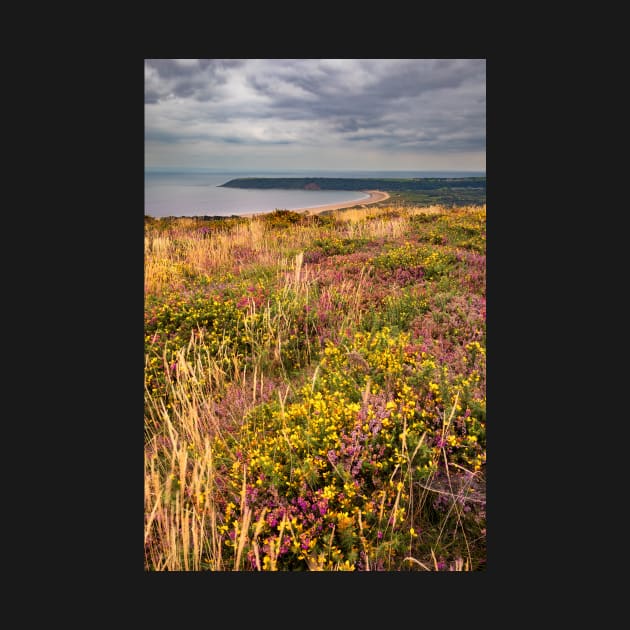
145,59,485,172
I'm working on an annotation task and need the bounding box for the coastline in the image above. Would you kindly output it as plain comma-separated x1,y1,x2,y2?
244,190,390,218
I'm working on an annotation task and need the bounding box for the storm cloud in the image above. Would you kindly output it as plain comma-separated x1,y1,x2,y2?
145,59,485,171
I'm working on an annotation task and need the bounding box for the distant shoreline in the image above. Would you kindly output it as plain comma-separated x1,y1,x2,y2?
244,190,390,218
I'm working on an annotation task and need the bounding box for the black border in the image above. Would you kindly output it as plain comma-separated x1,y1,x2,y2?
74,52,523,606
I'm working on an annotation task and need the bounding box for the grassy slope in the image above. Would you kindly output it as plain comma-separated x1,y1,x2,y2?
144,204,486,571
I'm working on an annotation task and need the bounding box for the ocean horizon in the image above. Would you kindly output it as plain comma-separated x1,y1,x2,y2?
144,169,486,218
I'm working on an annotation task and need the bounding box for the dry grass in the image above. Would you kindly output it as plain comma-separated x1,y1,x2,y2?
144,204,486,570
145,351,484,570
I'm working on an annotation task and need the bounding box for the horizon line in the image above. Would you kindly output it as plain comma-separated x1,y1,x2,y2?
145,167,486,173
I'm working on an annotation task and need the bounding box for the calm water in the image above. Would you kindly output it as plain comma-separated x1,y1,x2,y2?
144,170,486,218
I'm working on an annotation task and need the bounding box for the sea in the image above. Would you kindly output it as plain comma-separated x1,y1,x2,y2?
144,169,486,218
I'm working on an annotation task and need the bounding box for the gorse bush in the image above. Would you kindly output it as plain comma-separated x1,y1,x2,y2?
372,242,457,280
144,204,486,571
310,236,369,257
261,209,304,229
410,208,486,253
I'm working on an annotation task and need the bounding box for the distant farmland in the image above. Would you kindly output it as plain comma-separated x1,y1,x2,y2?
220,177,486,206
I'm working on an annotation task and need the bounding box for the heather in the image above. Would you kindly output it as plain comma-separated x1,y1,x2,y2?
144,204,486,571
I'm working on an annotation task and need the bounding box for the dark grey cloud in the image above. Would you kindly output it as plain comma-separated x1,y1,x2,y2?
145,59,245,104
146,59,201,78
144,90,160,105
145,59,485,169
335,118,361,133
146,58,244,80
366,59,484,99
240,60,485,144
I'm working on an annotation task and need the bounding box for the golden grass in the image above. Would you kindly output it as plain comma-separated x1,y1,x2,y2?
144,204,486,297
144,434,224,571
145,346,484,570
144,204,486,571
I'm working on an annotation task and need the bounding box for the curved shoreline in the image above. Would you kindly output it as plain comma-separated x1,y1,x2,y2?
244,190,390,218
297,189,390,214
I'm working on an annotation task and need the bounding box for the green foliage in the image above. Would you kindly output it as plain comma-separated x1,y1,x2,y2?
409,213,441,225
310,236,369,257
410,208,486,252
372,242,457,279
218,327,484,571
261,209,303,229
145,205,486,571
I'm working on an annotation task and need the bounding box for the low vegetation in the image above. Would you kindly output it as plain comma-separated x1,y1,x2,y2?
144,204,486,571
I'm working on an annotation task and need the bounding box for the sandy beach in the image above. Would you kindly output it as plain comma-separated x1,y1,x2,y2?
245,190,390,218
297,189,390,214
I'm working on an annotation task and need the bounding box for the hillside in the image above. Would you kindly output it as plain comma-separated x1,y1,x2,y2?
144,203,486,571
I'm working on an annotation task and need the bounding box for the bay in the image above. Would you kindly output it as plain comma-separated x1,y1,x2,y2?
144,169,485,218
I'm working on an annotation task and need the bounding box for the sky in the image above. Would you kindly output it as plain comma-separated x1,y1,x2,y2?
145,59,485,172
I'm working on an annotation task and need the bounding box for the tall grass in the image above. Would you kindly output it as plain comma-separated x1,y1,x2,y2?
145,204,486,570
